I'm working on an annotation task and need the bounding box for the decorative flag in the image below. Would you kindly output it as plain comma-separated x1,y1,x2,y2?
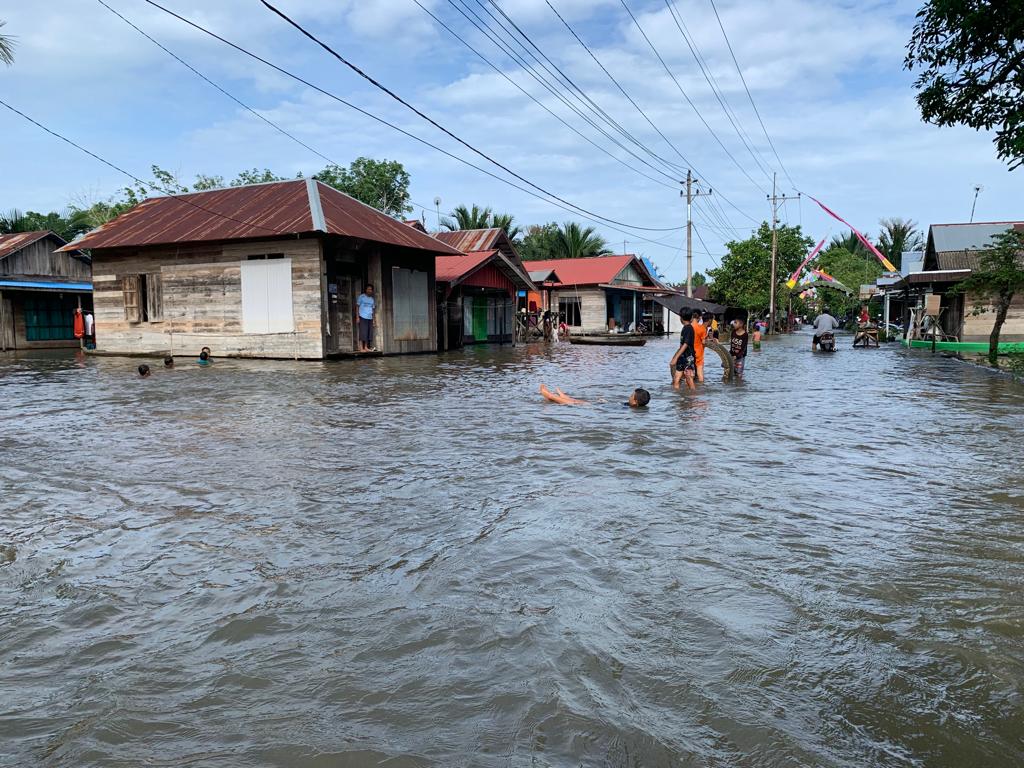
786,236,827,289
809,196,898,272
812,268,836,282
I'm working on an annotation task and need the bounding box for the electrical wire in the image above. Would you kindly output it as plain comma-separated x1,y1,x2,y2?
707,0,796,189
258,0,682,231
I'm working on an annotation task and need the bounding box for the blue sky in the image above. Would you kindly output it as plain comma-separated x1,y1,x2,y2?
1,0,1021,282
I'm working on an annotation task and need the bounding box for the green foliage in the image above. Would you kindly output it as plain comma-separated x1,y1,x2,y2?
877,218,923,271
519,222,560,261
313,157,411,217
706,222,812,312
489,211,520,240
0,208,95,241
553,221,607,260
692,271,708,287
953,228,1024,364
906,0,1024,169
0,20,15,67
231,168,288,187
441,204,520,239
815,243,883,317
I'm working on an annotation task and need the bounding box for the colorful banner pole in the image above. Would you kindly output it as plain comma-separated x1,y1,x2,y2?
786,236,827,289
808,195,898,272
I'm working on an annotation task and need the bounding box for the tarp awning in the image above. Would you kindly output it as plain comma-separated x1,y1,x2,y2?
652,293,725,315
0,280,93,292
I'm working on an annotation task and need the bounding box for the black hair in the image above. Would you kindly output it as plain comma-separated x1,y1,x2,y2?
200,346,211,354
163,356,174,367
365,283,374,290
690,309,702,320
199,350,210,361
633,388,650,407
138,364,150,376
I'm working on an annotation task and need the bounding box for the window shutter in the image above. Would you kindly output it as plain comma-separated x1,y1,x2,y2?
123,275,141,323
146,273,164,321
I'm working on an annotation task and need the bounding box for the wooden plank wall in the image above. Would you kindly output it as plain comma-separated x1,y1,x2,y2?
378,247,438,355
91,238,325,359
0,237,91,280
550,287,607,333
0,293,12,351
963,291,1024,342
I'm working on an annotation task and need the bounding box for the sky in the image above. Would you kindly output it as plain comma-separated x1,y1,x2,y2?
1,0,1021,283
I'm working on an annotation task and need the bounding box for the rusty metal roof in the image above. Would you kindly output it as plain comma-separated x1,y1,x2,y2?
433,228,503,253
60,180,460,255
0,230,57,260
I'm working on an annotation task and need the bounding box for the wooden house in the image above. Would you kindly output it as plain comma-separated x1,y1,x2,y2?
60,180,460,359
896,221,1024,347
0,230,92,351
523,254,664,333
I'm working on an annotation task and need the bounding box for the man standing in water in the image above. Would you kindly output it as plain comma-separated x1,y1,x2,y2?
356,283,376,352
670,310,698,391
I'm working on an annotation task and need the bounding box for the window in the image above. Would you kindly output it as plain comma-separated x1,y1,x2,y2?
241,258,294,334
559,297,582,326
247,253,285,260
392,267,430,340
123,273,162,323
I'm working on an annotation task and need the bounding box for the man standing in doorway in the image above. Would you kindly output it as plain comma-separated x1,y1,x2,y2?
356,283,376,352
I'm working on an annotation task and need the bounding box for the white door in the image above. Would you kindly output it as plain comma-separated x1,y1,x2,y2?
241,259,294,334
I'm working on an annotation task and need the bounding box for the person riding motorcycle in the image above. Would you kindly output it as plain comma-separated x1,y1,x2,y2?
812,309,839,350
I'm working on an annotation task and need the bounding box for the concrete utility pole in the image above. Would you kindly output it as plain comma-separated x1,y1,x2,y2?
767,173,799,335
683,170,713,298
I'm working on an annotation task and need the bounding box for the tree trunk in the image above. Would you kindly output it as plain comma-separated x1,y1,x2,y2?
988,290,1013,365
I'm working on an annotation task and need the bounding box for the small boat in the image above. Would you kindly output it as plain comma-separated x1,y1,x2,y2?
568,334,647,347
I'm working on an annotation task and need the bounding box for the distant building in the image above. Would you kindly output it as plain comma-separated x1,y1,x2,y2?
522,254,664,333
898,222,1024,346
61,180,460,359
0,230,92,351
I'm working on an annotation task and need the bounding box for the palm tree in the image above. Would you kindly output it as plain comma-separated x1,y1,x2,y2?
0,209,26,234
554,222,608,259
829,232,871,257
0,21,15,67
877,218,923,271
489,212,521,240
441,204,493,231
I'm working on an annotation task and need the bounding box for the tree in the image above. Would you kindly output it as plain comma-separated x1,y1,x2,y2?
489,211,521,240
954,228,1024,364
230,168,287,187
313,157,411,216
877,217,923,271
692,271,708,287
829,232,872,258
707,222,813,314
0,20,15,66
441,204,494,231
816,243,884,318
906,1,1024,170
519,222,560,261
554,222,607,259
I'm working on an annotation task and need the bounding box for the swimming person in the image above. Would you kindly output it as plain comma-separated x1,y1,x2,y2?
729,318,749,377
356,283,376,352
691,310,707,383
670,312,697,391
539,384,650,408
163,356,174,369
138,364,151,378
197,350,211,366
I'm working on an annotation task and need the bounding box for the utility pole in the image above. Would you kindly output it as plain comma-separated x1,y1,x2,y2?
767,173,799,335
682,170,712,298
970,185,983,223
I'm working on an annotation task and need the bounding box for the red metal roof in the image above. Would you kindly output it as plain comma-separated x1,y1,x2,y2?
0,230,56,259
436,250,496,283
524,254,636,286
60,180,460,255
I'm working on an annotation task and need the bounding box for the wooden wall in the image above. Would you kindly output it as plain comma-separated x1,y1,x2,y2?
962,291,1024,342
0,236,91,280
91,238,325,359
376,247,438,355
549,287,607,333
0,292,13,350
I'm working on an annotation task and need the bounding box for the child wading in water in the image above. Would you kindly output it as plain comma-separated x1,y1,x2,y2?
730,319,749,377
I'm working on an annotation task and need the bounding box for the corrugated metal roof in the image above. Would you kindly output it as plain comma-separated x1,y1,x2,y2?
907,270,971,285
433,228,503,253
60,180,460,255
0,230,56,259
929,221,1024,254
523,255,635,286
528,268,559,282
436,250,497,283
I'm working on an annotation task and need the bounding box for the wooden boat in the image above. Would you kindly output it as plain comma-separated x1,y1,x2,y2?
568,334,647,347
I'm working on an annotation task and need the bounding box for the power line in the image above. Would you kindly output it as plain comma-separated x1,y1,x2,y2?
0,97,298,237
140,0,685,241
707,0,795,189
416,0,678,189
259,0,682,232
618,0,768,196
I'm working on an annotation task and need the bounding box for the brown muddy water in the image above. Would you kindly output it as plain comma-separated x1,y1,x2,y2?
1,332,1023,767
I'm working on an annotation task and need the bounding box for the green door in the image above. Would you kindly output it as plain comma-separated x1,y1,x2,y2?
472,299,489,341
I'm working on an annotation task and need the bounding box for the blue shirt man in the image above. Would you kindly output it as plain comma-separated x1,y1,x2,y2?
356,284,376,352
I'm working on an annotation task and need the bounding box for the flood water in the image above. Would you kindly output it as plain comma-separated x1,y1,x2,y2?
2,332,1023,767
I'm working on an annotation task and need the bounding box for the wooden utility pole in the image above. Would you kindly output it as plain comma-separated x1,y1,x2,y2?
767,173,799,335
683,171,713,298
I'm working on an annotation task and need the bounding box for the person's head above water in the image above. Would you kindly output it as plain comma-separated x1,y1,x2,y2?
198,350,210,362
163,356,174,368
200,346,211,356
138,364,151,377
629,388,651,408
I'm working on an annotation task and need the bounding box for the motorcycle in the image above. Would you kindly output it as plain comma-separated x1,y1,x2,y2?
816,331,836,352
